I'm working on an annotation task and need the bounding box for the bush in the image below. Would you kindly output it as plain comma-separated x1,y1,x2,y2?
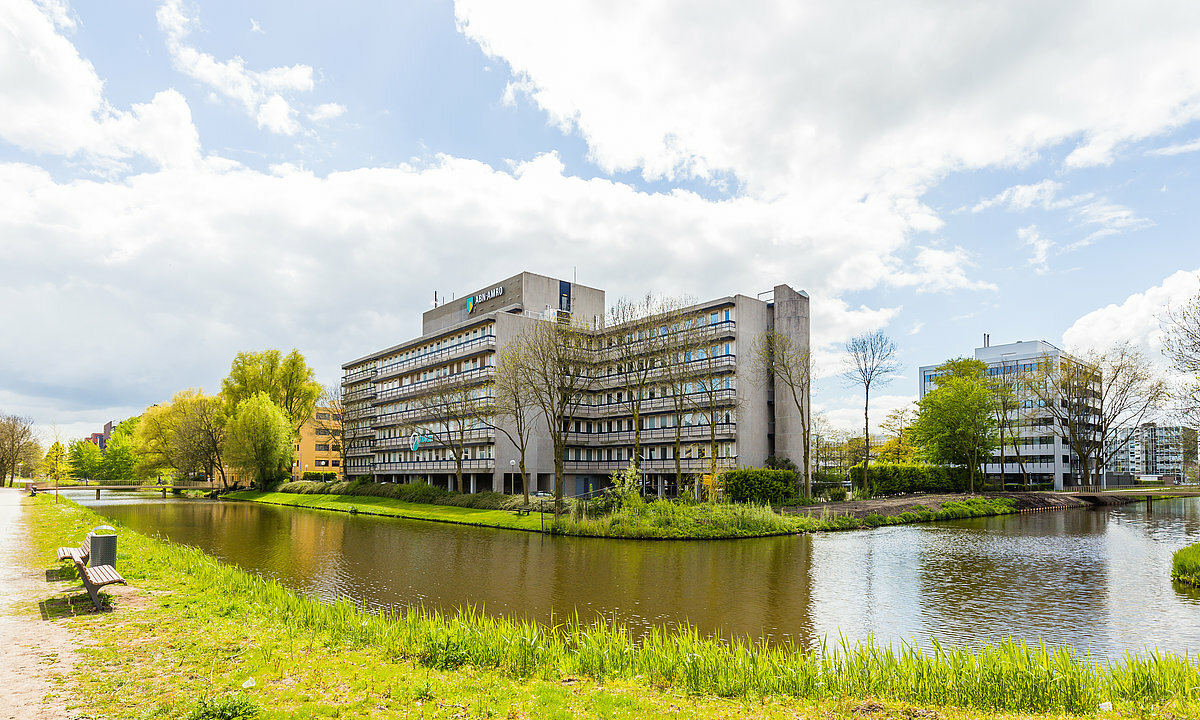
300,471,338,482
721,468,795,504
849,463,970,495
827,486,847,502
1173,543,1200,587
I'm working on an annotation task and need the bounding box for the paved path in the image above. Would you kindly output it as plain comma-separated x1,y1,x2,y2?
0,487,81,719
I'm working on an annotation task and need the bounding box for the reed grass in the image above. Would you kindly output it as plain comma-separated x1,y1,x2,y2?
31,496,1200,715
1173,543,1200,586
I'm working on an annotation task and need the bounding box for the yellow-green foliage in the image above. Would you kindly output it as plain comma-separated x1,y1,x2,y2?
1173,543,1200,586
30,496,1200,716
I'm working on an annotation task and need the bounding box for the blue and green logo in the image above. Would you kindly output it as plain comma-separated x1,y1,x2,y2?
466,296,476,313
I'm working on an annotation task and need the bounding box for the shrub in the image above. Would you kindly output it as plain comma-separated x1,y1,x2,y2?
300,471,337,482
849,463,970,495
827,486,847,502
721,468,795,504
1173,543,1200,587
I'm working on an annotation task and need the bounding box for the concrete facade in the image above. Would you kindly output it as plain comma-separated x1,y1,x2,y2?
341,272,811,496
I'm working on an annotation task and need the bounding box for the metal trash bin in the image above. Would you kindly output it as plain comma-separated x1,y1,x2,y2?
89,525,117,568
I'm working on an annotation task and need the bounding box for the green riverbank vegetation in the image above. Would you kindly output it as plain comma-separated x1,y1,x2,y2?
241,470,1019,538
1173,543,1200,586
27,496,1200,719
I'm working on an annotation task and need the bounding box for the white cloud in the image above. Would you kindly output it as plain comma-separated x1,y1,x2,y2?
157,0,315,135
1062,269,1200,362
1068,199,1153,248
456,0,1200,195
817,393,917,434
972,179,1064,212
1147,137,1200,156
250,18,263,34
909,322,925,335
0,1,199,168
891,246,998,294
308,102,346,122
1018,225,1052,274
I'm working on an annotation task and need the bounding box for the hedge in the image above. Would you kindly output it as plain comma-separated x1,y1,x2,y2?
721,468,796,504
300,471,338,482
849,463,970,495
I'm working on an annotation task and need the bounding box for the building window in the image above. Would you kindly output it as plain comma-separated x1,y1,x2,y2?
316,460,329,467
316,412,330,420
315,429,330,436
315,444,330,451
332,460,340,467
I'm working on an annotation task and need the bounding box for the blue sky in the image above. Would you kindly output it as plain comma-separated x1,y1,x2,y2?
2,0,1200,441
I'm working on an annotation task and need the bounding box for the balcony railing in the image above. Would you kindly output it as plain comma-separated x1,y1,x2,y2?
342,367,378,384
345,387,377,403
374,459,496,472
563,457,735,473
566,423,735,446
575,388,738,418
375,335,497,381
374,366,494,404
374,428,496,448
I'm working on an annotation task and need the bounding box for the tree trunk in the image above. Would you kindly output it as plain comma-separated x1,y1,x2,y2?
862,384,871,493
519,452,529,505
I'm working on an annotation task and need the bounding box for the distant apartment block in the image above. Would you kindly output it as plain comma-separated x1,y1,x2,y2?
86,420,115,452
340,271,811,497
919,339,1100,491
1107,423,1198,483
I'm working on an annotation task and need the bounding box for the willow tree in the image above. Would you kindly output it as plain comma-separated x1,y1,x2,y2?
221,349,321,433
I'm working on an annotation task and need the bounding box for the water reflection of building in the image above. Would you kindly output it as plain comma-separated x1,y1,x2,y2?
1107,422,1198,485
341,271,811,496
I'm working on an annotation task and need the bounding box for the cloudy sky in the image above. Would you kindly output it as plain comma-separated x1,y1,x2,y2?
3,0,1200,442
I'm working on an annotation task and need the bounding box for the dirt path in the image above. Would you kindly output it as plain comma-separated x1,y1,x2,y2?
782,491,1096,520
0,487,84,720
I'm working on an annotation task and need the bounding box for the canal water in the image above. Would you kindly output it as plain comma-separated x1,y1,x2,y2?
66,490,1200,659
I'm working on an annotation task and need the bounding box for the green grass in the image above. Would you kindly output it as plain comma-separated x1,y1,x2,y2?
237,487,1020,540
1173,543,1200,586
26,495,1200,719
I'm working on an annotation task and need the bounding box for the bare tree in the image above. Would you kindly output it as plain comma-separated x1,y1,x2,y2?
843,330,901,489
607,294,681,472
687,337,740,498
0,414,38,487
659,309,707,498
1162,282,1200,422
490,335,538,505
520,318,597,512
752,330,814,497
405,369,495,494
1026,343,1168,487
987,363,1021,491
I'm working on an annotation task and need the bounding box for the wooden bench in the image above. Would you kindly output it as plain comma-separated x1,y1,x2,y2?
512,506,532,516
57,533,92,564
72,558,125,610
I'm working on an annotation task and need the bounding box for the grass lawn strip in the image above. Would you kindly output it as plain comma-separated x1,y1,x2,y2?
230,490,1020,539
26,495,1200,719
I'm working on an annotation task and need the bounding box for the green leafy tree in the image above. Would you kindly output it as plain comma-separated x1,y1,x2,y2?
99,426,139,484
226,393,293,488
910,358,999,493
67,439,102,481
221,349,321,433
43,441,69,483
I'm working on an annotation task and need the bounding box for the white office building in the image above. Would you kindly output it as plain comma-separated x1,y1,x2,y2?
919,339,1098,491
341,271,811,496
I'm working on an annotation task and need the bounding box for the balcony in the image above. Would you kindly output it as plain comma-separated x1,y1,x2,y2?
564,457,735,473
374,366,494,405
375,428,495,448
375,335,497,381
575,388,738,418
374,459,496,472
372,399,498,428
345,387,377,403
566,423,735,446
342,367,377,384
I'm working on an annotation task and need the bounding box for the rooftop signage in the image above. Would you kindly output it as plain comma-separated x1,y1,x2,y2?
466,285,504,313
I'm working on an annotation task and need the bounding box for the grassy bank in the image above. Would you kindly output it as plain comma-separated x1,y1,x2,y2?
26,495,1200,718
233,487,1019,538
1174,543,1200,586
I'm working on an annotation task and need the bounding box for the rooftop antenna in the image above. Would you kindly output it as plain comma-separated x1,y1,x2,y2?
434,290,438,308
983,333,990,348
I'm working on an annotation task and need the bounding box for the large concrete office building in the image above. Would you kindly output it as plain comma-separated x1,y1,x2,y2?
919,339,1098,491
341,271,810,496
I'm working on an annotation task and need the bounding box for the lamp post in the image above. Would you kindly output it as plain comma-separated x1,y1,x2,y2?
509,459,516,495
